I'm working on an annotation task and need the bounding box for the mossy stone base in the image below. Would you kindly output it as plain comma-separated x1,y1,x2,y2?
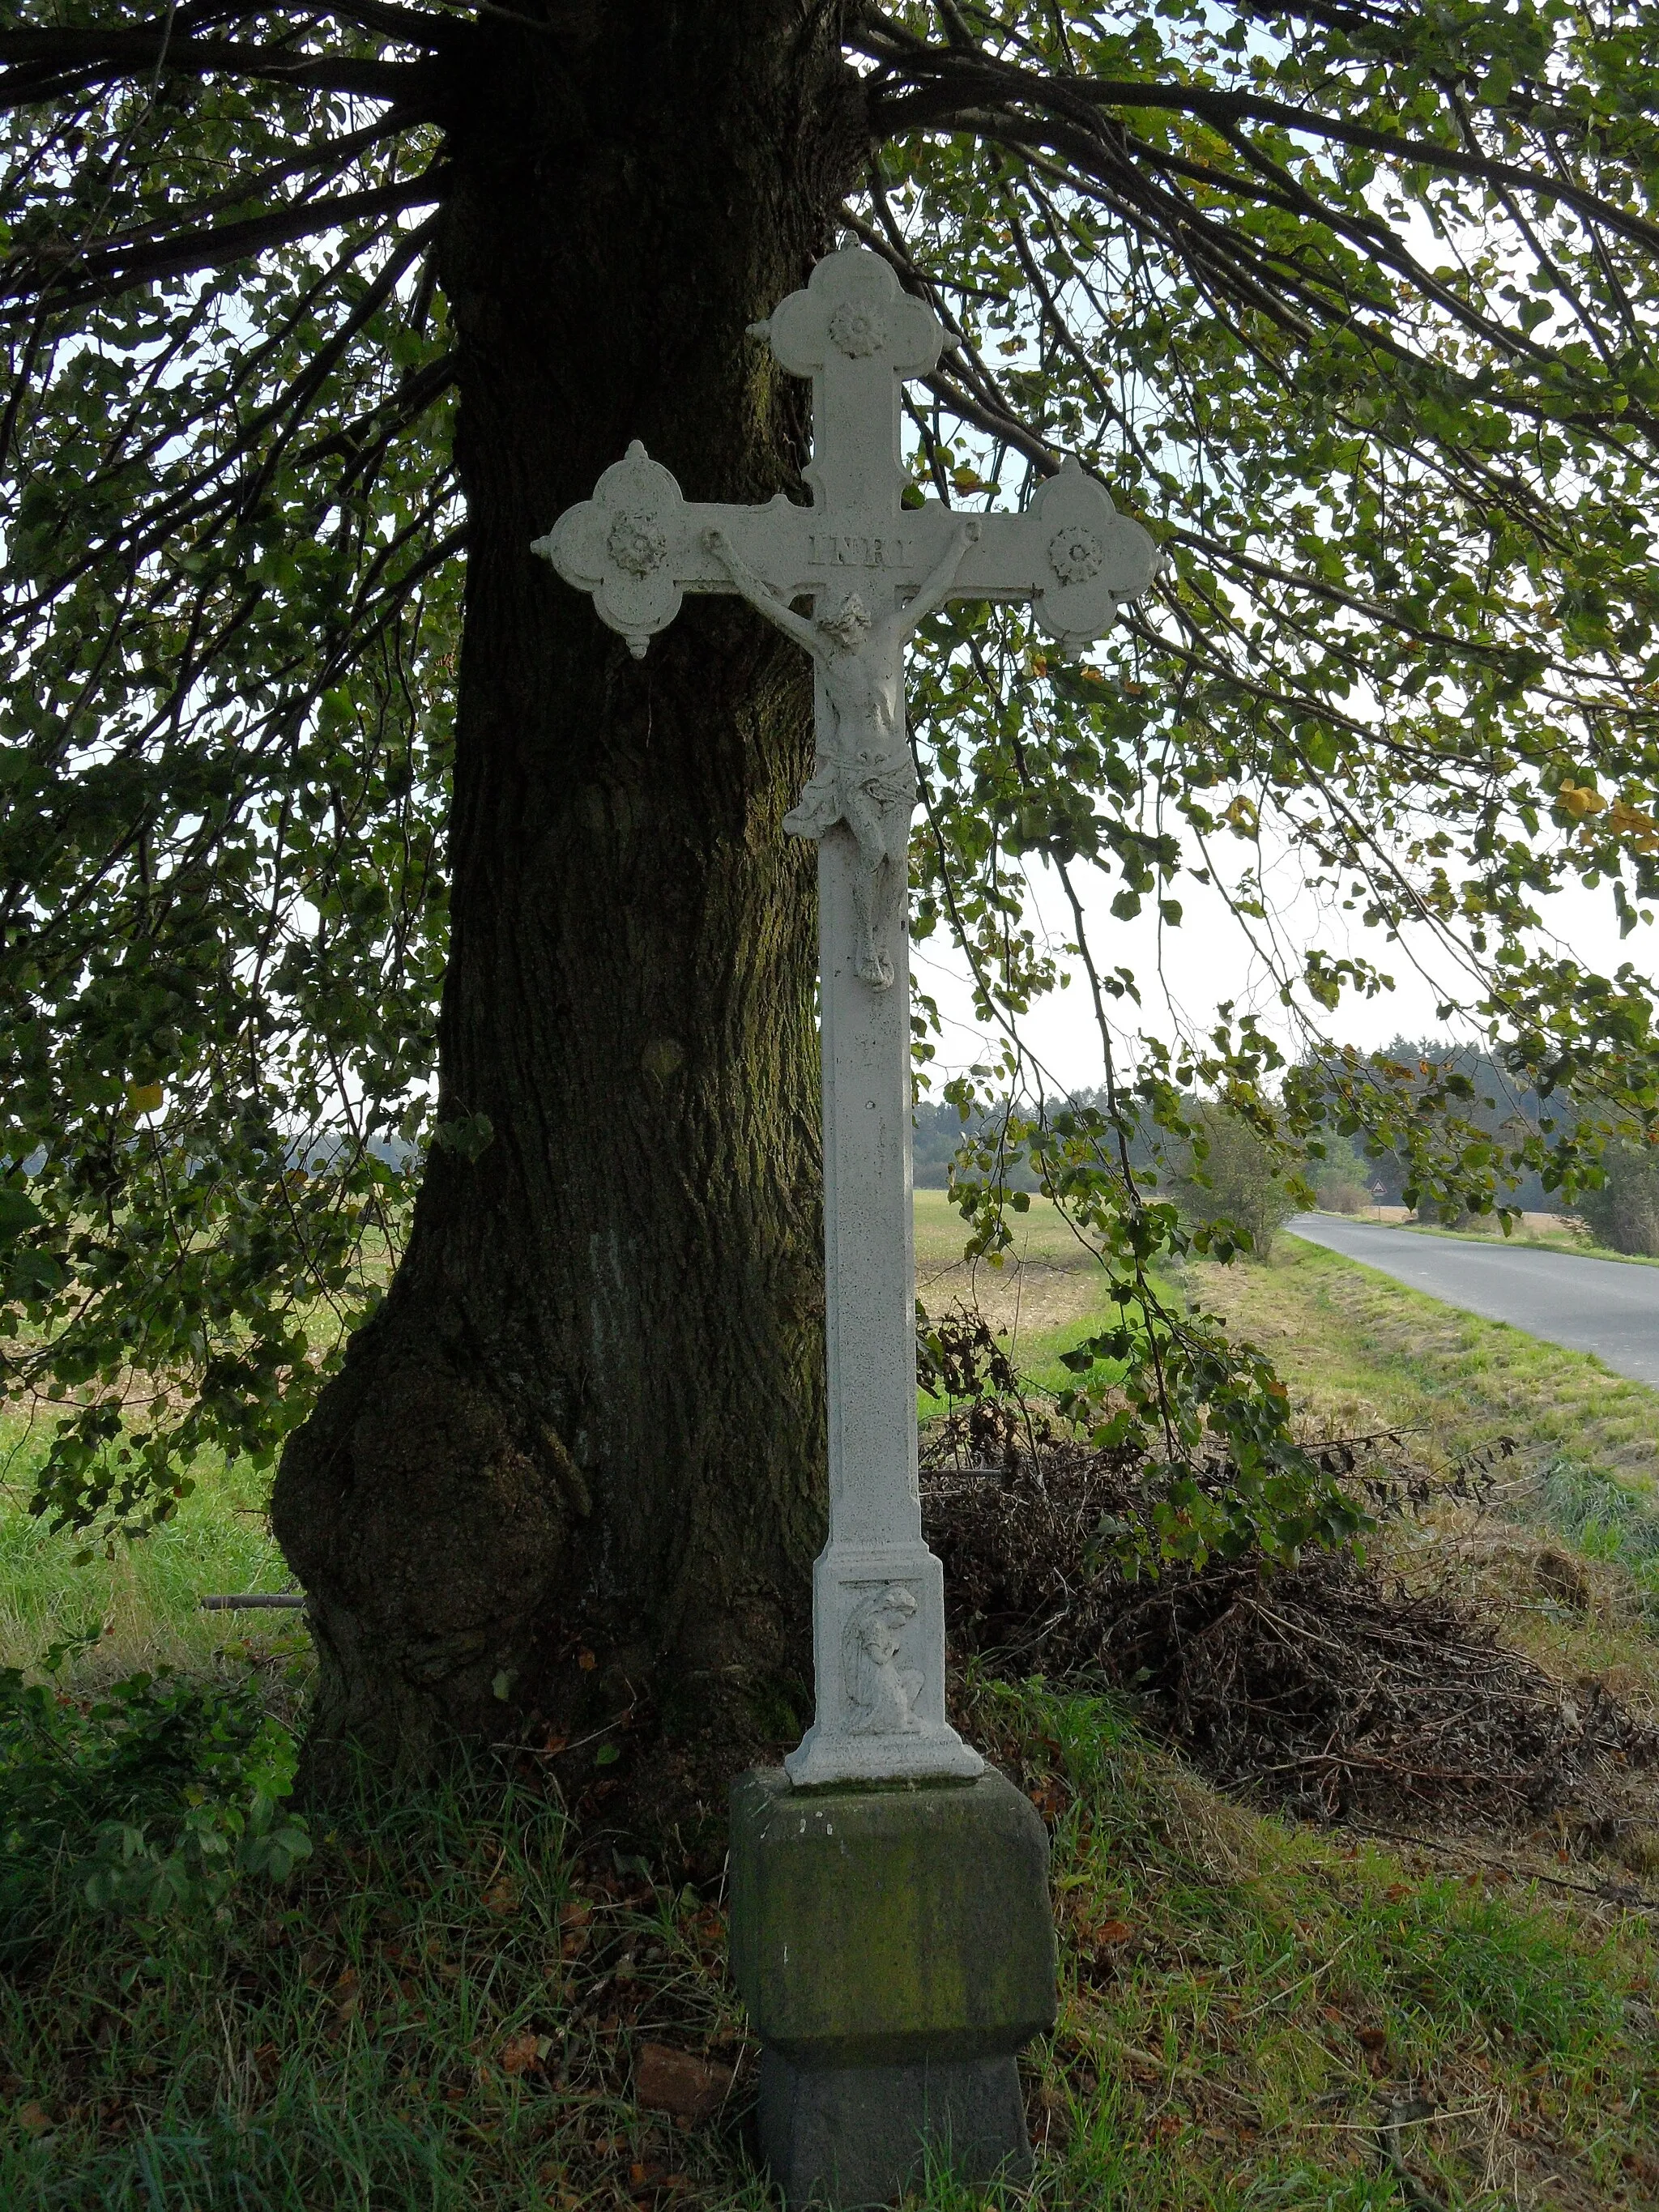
729,1767,1056,2207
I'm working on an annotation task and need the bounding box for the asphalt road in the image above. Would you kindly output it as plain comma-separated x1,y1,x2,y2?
1286,1214,1659,1389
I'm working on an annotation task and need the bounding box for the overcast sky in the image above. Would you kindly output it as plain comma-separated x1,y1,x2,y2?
915,826,1652,1097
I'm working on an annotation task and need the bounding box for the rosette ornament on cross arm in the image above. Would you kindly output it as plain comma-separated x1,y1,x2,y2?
531,441,689,658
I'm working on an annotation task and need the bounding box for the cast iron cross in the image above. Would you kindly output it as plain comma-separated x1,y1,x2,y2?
537,246,1160,1787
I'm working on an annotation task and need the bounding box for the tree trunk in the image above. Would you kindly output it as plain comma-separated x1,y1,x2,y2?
271,2,866,1835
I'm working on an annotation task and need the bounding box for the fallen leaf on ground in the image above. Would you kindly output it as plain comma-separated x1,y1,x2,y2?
15,2102,52,2135
635,2043,733,2121
500,2031,552,2075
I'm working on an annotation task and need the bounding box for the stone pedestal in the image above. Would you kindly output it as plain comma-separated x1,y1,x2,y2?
729,1767,1056,2209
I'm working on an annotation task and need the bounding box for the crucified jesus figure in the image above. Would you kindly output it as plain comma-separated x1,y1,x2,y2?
706,518,980,987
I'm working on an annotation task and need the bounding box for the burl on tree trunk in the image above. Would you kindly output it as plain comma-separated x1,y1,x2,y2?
271,4,867,1828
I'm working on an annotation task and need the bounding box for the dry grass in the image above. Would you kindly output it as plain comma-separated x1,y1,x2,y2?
1187,1234,1659,1874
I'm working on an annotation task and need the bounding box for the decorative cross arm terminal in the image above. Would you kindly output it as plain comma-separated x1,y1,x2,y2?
536,246,1162,1788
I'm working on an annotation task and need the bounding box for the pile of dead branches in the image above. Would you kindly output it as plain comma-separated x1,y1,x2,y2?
923,1442,1656,1822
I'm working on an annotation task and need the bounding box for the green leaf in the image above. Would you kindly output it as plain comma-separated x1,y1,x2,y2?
0,1190,44,1242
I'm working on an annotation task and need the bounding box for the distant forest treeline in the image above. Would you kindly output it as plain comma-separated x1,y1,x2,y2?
914,1037,1562,1212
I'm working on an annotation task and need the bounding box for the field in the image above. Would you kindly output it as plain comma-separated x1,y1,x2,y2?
915,1185,1125,1400
0,1212,1654,2207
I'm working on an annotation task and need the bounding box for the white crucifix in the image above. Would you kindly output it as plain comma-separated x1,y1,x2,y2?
536,245,1161,1788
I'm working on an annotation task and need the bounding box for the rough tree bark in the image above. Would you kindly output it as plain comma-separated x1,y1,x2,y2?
271,2,867,1831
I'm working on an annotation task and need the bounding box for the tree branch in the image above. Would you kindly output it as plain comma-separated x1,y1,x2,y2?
859,39,1659,261
0,26,441,115
28,113,408,273
1,169,446,314
290,349,458,471
309,0,451,42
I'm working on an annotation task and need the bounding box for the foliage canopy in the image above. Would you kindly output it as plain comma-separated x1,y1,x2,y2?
3,1,1659,1541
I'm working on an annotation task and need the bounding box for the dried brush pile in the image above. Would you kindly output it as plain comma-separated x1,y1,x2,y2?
922,1434,1656,1825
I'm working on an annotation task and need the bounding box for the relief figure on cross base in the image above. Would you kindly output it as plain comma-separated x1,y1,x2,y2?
704,518,980,987
842,1583,924,1736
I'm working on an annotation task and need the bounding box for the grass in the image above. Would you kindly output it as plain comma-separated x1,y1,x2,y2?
913,1186,1110,1270
915,1187,1145,1409
0,1416,291,1680
1538,1459,1659,1581
0,1674,1652,2210
1203,1234,1659,1511
993,1680,1657,2210
0,1210,1656,2206
1192,1233,1659,1715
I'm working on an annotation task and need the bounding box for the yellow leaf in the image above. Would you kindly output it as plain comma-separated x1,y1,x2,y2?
1608,798,1659,850
126,1080,164,1115
1558,780,1606,817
